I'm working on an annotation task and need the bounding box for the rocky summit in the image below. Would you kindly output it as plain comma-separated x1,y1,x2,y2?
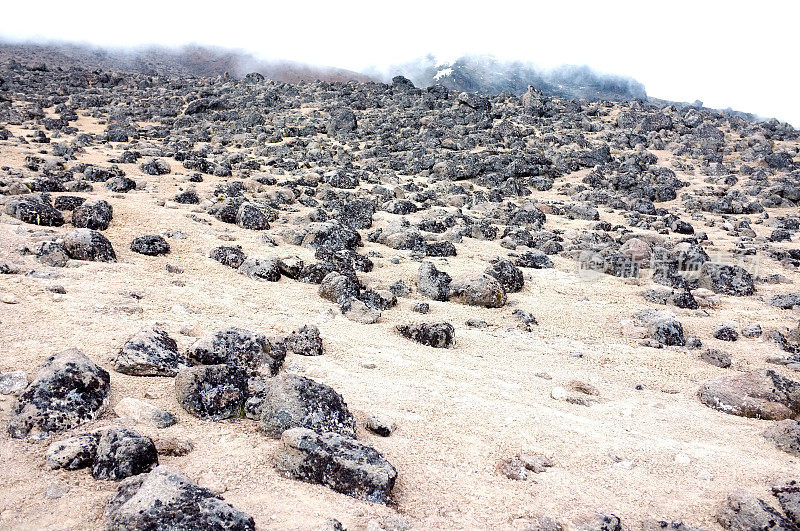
1,42,800,531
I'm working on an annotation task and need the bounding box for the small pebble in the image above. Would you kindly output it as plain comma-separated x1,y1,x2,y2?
365,414,395,437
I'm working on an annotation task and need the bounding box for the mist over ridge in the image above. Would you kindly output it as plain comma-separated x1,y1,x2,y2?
0,38,791,125
374,54,647,102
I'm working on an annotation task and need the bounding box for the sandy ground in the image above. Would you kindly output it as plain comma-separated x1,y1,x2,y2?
0,117,799,530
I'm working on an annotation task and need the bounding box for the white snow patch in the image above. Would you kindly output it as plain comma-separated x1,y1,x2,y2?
433,67,453,80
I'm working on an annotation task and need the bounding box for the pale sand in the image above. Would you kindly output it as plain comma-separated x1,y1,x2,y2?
0,116,798,530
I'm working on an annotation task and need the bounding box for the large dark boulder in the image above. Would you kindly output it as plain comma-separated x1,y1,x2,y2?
92,427,159,480
130,235,170,256
63,229,117,262
5,199,64,226
246,373,356,438
698,263,755,296
417,262,451,301
8,349,110,438
485,258,524,293
187,327,284,376
236,203,270,230
105,466,255,530
72,200,113,230
397,322,455,348
114,326,188,376
275,427,397,504
174,365,249,421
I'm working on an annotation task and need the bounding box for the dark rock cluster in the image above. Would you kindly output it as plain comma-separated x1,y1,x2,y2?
1,45,799,529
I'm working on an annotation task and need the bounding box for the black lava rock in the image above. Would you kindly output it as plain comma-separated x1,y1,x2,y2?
130,235,170,256
396,322,455,348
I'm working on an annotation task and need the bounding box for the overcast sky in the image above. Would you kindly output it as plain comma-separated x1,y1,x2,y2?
2,0,798,125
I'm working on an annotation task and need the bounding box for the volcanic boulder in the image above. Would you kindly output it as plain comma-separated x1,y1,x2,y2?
8,349,110,438
275,427,397,504
104,466,255,530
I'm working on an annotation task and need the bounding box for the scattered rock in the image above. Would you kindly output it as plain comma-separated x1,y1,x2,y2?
72,200,113,230
238,257,281,281
699,263,755,296
641,519,702,531
513,309,539,331
742,323,763,338
275,427,397,504
114,397,177,428
412,302,430,314
8,349,110,438
763,419,800,456
174,364,249,421
286,325,324,356
773,481,800,528
320,272,360,304
485,258,524,293
342,298,381,324
365,414,395,437
115,326,188,376
140,158,171,175
1,293,19,304
498,457,529,481
154,436,195,457
517,451,555,473
5,199,64,226
188,327,284,375
92,427,159,480
635,309,686,346
36,241,69,267
572,513,622,531
699,370,800,420
46,433,99,470
46,426,158,481
63,228,116,262
714,323,739,342
417,261,452,301
514,250,554,269
247,373,357,438
769,294,800,310
104,466,255,530
209,245,247,268
449,274,507,308
701,349,732,368
396,322,455,348
130,235,170,256
236,202,270,230
0,370,27,394
717,489,794,530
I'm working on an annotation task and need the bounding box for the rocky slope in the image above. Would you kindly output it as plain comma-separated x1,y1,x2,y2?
0,51,800,530
0,43,374,83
